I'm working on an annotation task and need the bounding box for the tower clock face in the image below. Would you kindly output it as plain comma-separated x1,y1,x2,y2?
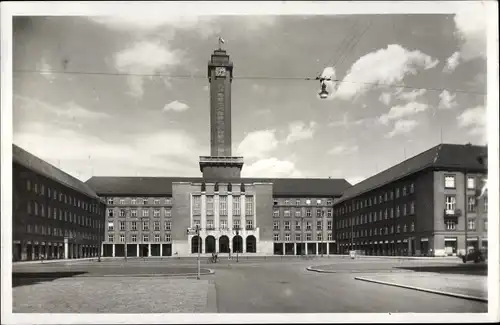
215,67,226,77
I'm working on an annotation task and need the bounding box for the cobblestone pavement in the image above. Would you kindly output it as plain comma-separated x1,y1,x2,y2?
13,277,215,313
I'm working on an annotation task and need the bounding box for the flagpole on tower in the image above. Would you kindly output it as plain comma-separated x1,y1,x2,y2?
218,36,225,50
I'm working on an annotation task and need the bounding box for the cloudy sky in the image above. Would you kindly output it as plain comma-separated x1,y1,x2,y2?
11,4,488,184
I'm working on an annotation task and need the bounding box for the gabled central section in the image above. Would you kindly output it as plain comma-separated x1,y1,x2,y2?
199,47,244,179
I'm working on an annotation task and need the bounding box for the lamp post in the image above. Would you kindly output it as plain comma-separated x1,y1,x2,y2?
196,225,201,279
234,226,241,263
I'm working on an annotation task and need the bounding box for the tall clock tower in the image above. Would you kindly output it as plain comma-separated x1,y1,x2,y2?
199,46,244,179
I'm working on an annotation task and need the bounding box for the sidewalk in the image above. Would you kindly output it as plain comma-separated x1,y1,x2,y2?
13,257,112,265
355,273,487,302
336,254,460,261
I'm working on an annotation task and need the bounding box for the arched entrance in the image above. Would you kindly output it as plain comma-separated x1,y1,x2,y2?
219,236,229,253
233,235,243,253
205,236,216,253
246,235,256,253
191,236,202,254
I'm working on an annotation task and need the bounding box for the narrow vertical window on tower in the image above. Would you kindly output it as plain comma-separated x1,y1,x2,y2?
192,195,201,216
232,196,240,215
206,196,214,216
245,196,254,216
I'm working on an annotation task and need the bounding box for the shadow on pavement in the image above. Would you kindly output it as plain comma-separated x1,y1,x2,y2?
395,264,487,276
12,271,88,288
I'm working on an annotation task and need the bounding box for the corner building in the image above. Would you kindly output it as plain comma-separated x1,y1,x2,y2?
12,145,106,261
85,47,351,257
334,143,488,257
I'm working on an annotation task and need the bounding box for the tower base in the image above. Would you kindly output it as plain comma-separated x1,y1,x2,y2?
199,156,244,179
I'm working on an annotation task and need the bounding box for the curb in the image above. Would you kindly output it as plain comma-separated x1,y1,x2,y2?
354,276,488,303
78,269,216,278
305,266,411,274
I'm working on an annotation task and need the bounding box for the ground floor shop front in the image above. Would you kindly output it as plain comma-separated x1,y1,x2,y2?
12,239,100,261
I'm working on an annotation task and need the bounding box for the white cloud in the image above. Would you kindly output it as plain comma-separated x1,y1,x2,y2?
163,100,189,112
328,113,375,128
385,119,418,138
242,157,302,178
438,90,458,110
453,6,487,62
327,145,359,156
379,102,428,125
114,40,182,98
285,121,317,144
332,44,438,100
379,92,392,105
14,122,201,180
443,51,461,73
457,106,487,143
397,89,427,102
236,130,278,159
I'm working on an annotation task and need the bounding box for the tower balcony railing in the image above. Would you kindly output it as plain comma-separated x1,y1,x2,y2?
199,156,244,164
444,209,462,217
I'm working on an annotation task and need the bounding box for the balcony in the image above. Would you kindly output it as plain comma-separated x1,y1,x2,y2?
245,226,255,230
444,209,462,217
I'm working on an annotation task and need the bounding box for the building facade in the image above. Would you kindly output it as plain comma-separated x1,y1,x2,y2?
334,143,487,257
12,145,106,261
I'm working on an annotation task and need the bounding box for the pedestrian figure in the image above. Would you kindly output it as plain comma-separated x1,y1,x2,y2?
228,248,232,260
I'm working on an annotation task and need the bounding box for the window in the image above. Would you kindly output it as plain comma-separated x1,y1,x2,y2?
295,233,301,241
206,196,214,216
131,198,136,205
403,204,407,216
40,204,45,217
220,220,227,229
390,191,394,200
245,196,254,215
403,224,407,233
119,209,126,217
468,219,476,230
284,221,291,230
120,199,125,205
207,220,214,229
131,234,137,242
384,226,388,235
295,209,301,217
306,233,312,241
143,235,149,242
317,220,322,230
120,234,125,242
143,210,149,217
484,220,488,231
108,222,114,231
142,221,149,231
53,190,57,200
233,220,241,229
402,186,407,196
467,196,477,213
396,206,400,218
273,221,280,230
306,209,311,217
246,220,253,230
467,177,476,189
165,209,172,217
47,188,51,197
107,198,114,205
192,195,201,215
165,197,172,205
327,209,333,217
120,221,125,231
154,209,160,217
445,196,456,211
108,234,114,242
306,221,312,230
165,234,171,242
445,175,456,188
327,233,333,241
396,224,400,233
154,199,160,205
131,221,137,231
390,225,394,234
34,183,38,194
316,199,322,206
165,221,171,231
445,220,457,230
327,220,332,230
384,209,388,219
131,209,137,217
143,198,148,205
284,209,291,217
484,197,488,212
154,234,160,242
295,220,301,230
26,179,31,191
368,213,372,222
410,202,415,215
193,220,201,229
154,221,160,231
395,188,400,198
410,183,415,193
221,195,229,216
317,232,322,241
273,233,280,241
273,209,279,217
384,192,388,201
108,209,114,217
284,199,290,205
411,222,415,232
285,233,291,242
316,209,322,217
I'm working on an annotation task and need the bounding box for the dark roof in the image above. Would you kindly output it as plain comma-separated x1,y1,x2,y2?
85,176,352,197
336,143,487,204
13,144,102,200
